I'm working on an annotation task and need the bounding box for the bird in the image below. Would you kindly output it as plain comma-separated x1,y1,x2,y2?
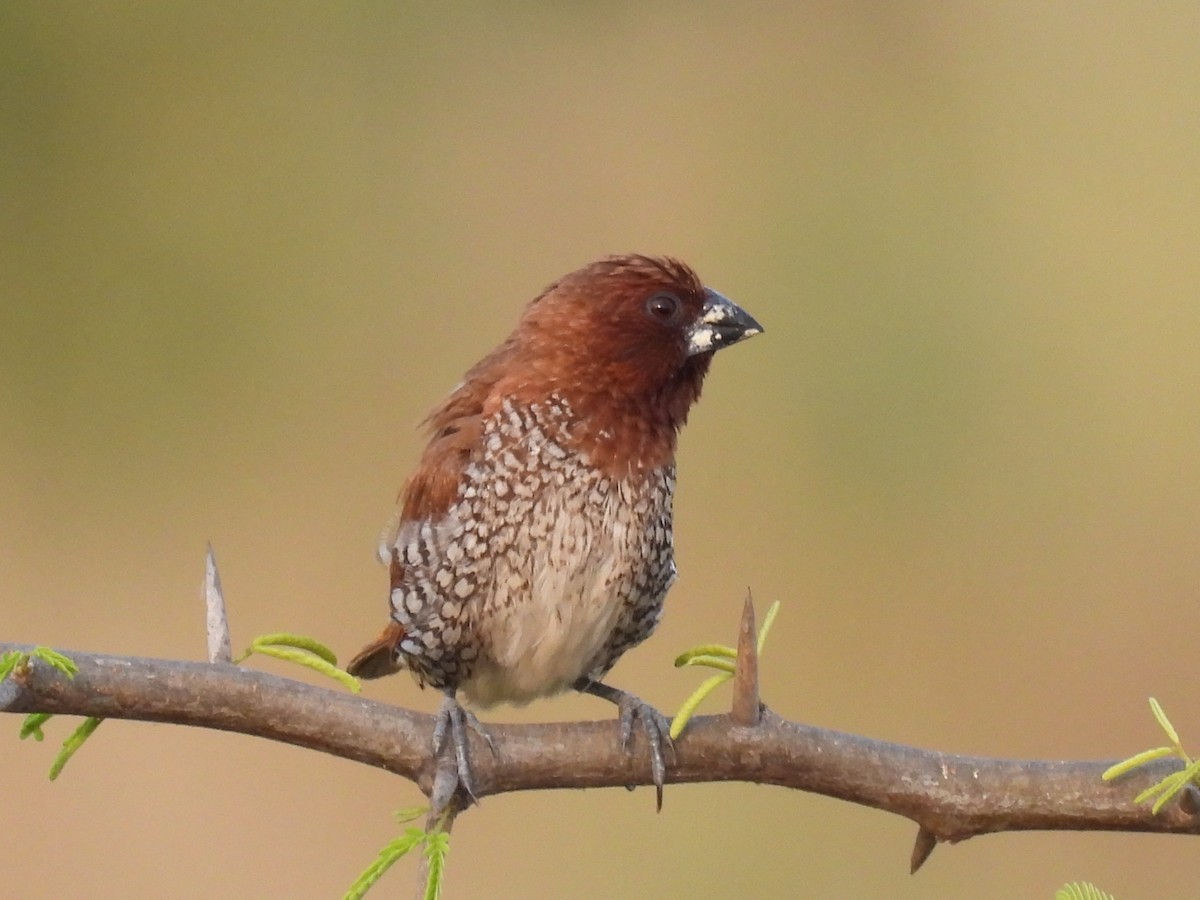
347,254,762,811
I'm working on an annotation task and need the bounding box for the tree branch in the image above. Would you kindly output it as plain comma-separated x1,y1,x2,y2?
3,641,1198,868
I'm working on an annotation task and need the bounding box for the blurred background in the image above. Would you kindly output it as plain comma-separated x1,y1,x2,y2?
3,3,1199,897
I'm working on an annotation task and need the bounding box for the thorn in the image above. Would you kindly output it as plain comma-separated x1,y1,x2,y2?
731,589,761,726
204,543,233,664
910,826,937,873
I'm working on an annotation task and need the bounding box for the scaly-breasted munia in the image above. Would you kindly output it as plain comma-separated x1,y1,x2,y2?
348,254,762,808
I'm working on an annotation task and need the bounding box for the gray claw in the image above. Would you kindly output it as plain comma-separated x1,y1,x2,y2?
616,696,673,812
575,679,674,811
431,692,493,809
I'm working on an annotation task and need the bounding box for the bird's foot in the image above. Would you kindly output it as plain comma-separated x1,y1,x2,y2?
430,692,496,813
575,679,675,811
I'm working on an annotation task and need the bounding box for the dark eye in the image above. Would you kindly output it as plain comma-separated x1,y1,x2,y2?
645,292,681,322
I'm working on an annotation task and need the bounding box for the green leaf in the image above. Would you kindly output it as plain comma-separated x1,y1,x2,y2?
49,717,103,780
2,648,78,687
1112,698,1200,813
1144,758,1200,813
1149,697,1180,747
1055,881,1115,900
673,644,736,666
343,828,427,900
31,647,78,678
250,644,362,693
669,672,731,739
677,654,736,673
423,830,450,900
251,633,339,666
10,651,98,771
1133,769,1183,806
0,650,25,682
239,633,362,693
1102,746,1173,781
756,601,781,652
20,712,53,741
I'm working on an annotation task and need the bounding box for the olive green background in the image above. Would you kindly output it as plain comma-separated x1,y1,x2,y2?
4,4,1200,898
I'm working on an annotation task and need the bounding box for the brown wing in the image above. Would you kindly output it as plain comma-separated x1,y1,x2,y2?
348,338,518,677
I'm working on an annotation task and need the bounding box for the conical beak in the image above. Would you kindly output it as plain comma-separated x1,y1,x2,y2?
685,288,764,357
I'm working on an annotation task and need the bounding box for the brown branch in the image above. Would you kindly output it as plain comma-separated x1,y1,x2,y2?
2,640,1199,865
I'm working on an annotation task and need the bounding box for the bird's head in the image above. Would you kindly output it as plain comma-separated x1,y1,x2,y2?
512,254,761,407
496,255,763,473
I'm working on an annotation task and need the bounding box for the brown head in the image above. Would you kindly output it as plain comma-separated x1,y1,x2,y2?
499,256,757,417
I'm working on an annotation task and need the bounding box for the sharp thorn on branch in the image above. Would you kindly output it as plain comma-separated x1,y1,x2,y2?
731,589,761,727
204,543,233,665
910,825,938,874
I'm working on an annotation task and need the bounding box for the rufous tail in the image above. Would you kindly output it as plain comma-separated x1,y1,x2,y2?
346,621,406,679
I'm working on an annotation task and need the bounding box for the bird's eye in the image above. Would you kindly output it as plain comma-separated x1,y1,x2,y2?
645,292,680,322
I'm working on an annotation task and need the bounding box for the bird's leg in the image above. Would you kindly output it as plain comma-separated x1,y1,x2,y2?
430,690,496,812
573,678,675,811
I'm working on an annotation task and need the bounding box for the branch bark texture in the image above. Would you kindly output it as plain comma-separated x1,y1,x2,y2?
2,642,1198,863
